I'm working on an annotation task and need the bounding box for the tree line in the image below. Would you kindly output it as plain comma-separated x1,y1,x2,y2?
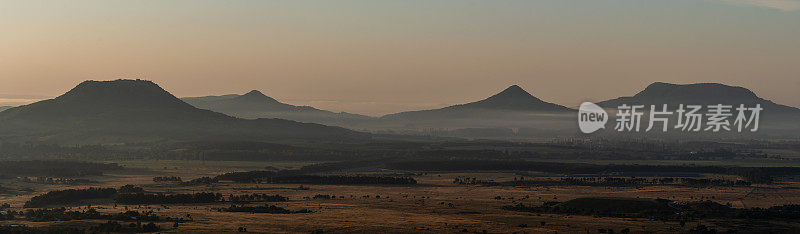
115,192,288,204
24,186,290,207
0,160,122,178
115,192,223,205
217,204,311,214
24,187,117,208
505,197,800,221
181,176,218,185
0,142,116,160
153,176,182,182
16,177,96,185
388,160,798,183
22,208,180,223
228,194,288,203
455,177,751,187
1,222,160,233
216,171,416,185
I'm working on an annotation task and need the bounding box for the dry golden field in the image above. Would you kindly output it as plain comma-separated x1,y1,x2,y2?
3,161,800,233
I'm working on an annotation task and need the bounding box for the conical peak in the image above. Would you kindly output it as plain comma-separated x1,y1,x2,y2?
242,90,268,98
487,85,537,100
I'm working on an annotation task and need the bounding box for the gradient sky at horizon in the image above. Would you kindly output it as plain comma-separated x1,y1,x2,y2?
1,0,799,116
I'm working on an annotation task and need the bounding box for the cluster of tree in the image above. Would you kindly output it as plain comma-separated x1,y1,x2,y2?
215,170,278,182
0,160,122,177
228,194,288,203
0,224,85,234
115,192,223,204
24,187,117,208
1,220,161,233
388,160,800,184
461,177,750,187
23,208,178,222
16,177,96,185
1,222,160,233
216,171,416,185
294,161,382,174
725,167,776,184
89,221,160,233
596,227,631,234
181,177,219,185
677,201,800,220
23,185,148,208
217,204,311,214
261,175,417,185
452,177,482,185
118,185,145,194
24,208,108,222
675,178,751,187
153,176,182,182
313,194,334,199
0,210,14,221
505,197,675,219
505,197,800,221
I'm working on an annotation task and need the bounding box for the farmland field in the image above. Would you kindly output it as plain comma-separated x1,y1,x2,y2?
3,159,800,233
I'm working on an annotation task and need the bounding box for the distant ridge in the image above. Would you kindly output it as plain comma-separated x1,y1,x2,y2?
593,82,800,137
183,90,316,113
0,79,367,144
234,90,289,108
182,90,372,125
597,82,800,113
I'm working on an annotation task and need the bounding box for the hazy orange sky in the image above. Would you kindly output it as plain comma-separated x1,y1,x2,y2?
1,0,799,116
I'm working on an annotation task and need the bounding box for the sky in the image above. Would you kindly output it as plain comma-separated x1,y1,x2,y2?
1,0,798,116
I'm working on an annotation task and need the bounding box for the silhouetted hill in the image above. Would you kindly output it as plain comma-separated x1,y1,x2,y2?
598,82,800,114
382,85,573,120
1,80,215,122
182,90,372,126
0,79,368,144
370,85,576,137
594,82,800,138
452,85,573,111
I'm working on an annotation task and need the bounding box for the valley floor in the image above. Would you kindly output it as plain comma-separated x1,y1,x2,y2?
2,160,800,233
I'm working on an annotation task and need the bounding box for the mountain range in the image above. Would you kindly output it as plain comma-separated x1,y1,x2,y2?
0,79,367,144
84,81,797,131
0,79,797,143
181,85,573,130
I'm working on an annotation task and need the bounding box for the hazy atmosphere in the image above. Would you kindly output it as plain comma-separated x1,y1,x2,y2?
4,1,800,233
1,0,799,115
